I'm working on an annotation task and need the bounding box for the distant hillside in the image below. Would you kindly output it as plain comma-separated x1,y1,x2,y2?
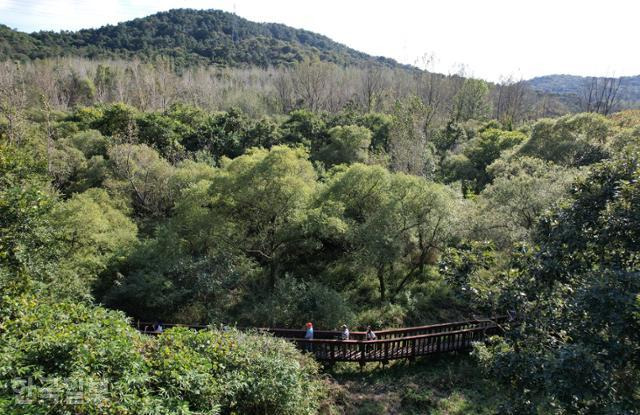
0,8,405,68
527,74,640,103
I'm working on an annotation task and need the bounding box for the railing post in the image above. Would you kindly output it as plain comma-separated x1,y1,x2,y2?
359,342,366,370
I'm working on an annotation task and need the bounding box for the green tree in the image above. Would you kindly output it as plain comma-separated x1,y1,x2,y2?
317,124,371,167
92,103,138,138
319,164,459,302
442,128,526,193
106,143,176,219
136,111,189,160
389,97,436,178
516,112,614,166
0,297,328,414
52,188,138,284
187,146,317,288
476,147,640,413
452,79,490,122
0,144,62,299
470,157,579,248
280,109,328,151
181,108,252,160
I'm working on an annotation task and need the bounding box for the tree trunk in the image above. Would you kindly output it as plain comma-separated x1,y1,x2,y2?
377,264,386,302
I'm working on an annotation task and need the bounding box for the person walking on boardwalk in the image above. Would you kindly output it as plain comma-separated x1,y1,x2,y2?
305,322,314,339
304,322,314,352
366,325,377,340
340,324,350,340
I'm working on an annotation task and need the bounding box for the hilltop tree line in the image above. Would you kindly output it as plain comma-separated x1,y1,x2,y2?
0,9,403,68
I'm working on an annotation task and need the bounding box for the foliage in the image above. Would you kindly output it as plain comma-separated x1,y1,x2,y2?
452,79,491,122
0,8,404,69
0,297,328,414
475,147,640,414
106,143,176,219
319,164,460,302
0,145,123,301
317,125,372,167
517,112,614,166
207,146,317,287
443,127,526,193
51,188,138,284
280,109,328,150
246,275,353,330
389,97,437,177
0,144,60,298
470,156,579,247
439,241,501,314
5,10,640,410
4,85,640,413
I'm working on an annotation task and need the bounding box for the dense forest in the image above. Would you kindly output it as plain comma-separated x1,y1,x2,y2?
1,8,640,415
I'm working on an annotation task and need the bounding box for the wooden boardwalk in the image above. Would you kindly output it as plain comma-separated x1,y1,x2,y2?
137,317,504,364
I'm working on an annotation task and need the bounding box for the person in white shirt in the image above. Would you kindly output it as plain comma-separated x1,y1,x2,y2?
340,324,350,340
366,326,376,340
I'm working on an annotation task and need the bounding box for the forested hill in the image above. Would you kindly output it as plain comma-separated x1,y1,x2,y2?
0,8,404,68
528,74,640,102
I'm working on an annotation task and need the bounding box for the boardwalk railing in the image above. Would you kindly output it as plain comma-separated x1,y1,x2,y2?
277,318,503,364
136,317,505,364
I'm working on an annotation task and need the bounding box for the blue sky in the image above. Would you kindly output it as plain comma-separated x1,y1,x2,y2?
0,0,638,81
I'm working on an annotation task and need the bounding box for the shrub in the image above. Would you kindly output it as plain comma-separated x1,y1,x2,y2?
0,297,328,414
0,297,153,414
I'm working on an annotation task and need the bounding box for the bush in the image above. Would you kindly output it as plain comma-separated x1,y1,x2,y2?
0,297,153,414
517,112,613,166
0,297,329,414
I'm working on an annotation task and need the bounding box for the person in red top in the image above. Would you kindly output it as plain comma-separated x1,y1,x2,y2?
304,322,314,339
304,322,314,352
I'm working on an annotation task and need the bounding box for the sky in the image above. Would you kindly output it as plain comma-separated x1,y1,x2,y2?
0,0,638,81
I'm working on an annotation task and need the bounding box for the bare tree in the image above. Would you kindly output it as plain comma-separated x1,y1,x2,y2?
39,95,54,174
0,62,27,145
291,58,333,111
494,75,528,126
272,67,294,113
359,64,387,112
414,55,437,129
580,76,622,115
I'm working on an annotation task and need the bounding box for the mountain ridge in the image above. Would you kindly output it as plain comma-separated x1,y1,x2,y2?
527,73,640,103
0,8,409,69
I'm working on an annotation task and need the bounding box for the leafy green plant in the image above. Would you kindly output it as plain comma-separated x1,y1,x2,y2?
0,297,329,414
